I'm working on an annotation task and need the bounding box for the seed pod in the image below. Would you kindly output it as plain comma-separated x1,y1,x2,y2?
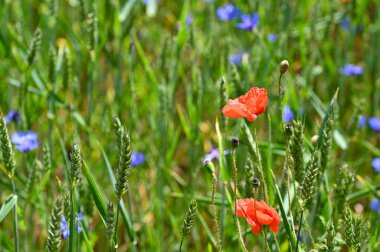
279,60,289,74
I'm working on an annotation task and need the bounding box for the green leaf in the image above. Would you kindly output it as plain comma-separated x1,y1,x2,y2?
82,160,107,223
0,194,17,223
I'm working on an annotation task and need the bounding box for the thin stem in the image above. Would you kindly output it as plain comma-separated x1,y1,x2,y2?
211,173,221,251
232,148,248,252
11,178,19,252
279,73,285,134
179,238,184,252
295,210,304,252
264,229,267,251
114,200,121,249
253,128,269,202
69,186,77,252
286,172,296,235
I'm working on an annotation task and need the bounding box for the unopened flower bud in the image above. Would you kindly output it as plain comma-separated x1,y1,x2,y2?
279,60,289,74
231,137,239,148
252,178,260,188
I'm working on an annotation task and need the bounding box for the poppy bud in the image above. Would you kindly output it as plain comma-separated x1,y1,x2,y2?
279,60,289,74
252,178,260,188
231,137,239,148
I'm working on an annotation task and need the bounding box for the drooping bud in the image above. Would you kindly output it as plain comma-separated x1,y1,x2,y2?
279,60,289,74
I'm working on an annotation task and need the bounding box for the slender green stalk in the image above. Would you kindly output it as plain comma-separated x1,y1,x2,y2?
232,146,248,252
114,201,121,249
295,210,304,252
69,187,77,252
11,178,19,252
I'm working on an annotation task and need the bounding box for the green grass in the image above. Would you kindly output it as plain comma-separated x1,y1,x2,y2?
0,0,380,251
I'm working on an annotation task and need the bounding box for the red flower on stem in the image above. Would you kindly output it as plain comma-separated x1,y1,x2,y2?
222,87,268,121
236,198,280,235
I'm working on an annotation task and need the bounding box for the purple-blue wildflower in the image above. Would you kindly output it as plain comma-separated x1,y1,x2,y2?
283,105,294,123
61,216,70,239
216,4,242,21
340,19,350,30
229,52,245,66
268,33,276,42
236,13,259,31
368,117,380,131
61,213,84,239
372,158,380,173
339,64,363,76
358,115,366,127
204,148,230,162
186,14,193,26
4,110,20,124
369,198,380,214
131,152,145,167
11,131,39,152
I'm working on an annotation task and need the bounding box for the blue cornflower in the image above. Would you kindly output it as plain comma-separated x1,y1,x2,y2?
61,213,84,239
186,14,193,27
131,152,145,167
340,19,350,30
372,158,380,173
358,115,366,127
216,4,242,21
268,33,276,42
368,117,380,131
4,110,20,124
369,198,380,215
204,148,230,162
283,105,295,123
61,216,70,239
236,13,259,31
339,64,363,76
229,52,245,66
11,131,39,152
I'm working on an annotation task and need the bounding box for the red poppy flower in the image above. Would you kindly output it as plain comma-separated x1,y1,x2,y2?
222,87,268,121
236,198,280,235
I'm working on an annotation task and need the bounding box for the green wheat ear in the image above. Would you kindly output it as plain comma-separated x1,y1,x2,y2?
319,106,335,175
48,47,56,84
0,110,16,177
26,27,42,66
43,142,52,171
116,129,132,199
289,120,304,183
326,219,336,252
86,12,97,52
334,164,354,213
298,150,320,210
62,47,71,91
63,188,71,218
47,198,63,252
106,202,115,247
219,77,228,131
181,199,197,239
352,215,362,252
344,207,354,249
70,143,82,188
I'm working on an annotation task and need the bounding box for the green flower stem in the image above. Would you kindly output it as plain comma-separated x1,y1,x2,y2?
114,200,121,250
295,210,304,252
232,148,248,252
69,186,77,252
211,173,221,251
11,178,19,252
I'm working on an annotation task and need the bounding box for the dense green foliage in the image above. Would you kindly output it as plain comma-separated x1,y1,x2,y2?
0,0,379,251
